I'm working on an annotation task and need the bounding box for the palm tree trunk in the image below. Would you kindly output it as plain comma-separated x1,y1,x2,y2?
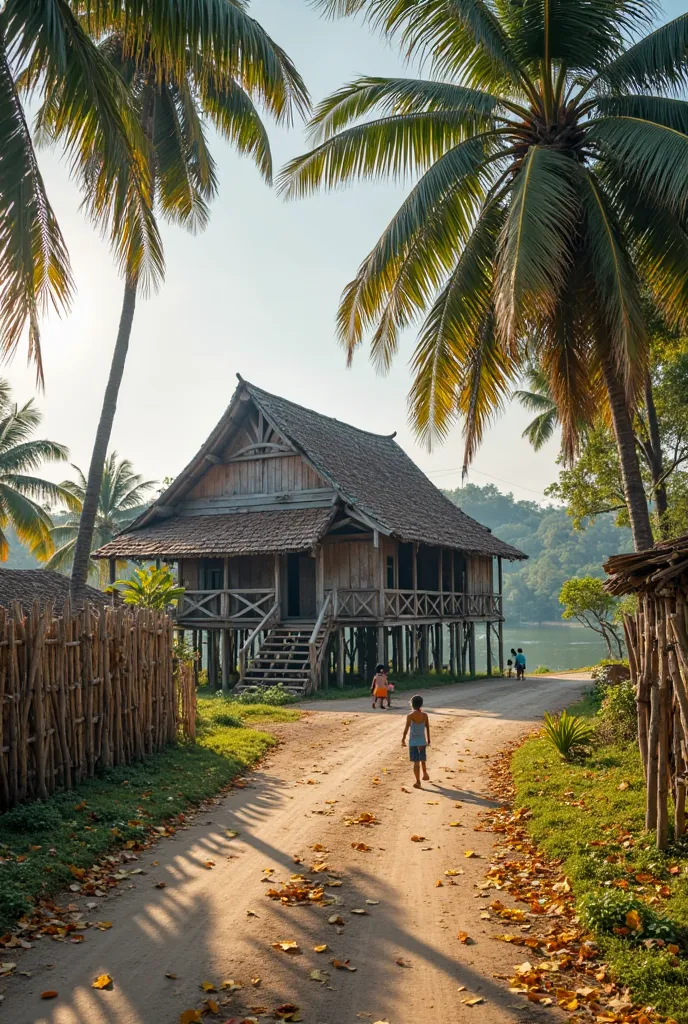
600,357,654,552
70,280,137,591
644,377,669,536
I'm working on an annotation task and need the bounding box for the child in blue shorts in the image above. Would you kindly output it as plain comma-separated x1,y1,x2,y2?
402,695,431,788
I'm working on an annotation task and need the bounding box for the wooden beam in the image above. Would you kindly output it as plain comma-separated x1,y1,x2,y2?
204,453,222,465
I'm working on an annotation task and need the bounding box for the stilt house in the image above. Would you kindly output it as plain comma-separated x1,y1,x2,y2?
93,378,526,694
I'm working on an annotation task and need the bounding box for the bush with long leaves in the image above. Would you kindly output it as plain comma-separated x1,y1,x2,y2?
542,710,592,759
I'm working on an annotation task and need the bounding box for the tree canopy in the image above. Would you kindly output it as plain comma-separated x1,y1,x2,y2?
445,482,631,623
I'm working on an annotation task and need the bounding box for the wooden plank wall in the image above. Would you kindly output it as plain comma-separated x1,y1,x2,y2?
323,538,383,591
0,601,178,813
189,455,324,499
228,556,273,590
467,555,494,594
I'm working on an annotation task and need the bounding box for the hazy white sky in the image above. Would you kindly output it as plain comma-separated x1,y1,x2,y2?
6,0,679,504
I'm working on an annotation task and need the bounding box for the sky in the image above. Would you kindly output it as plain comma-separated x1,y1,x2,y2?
6,0,681,505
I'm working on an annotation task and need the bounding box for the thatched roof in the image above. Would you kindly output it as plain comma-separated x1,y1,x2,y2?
93,379,526,562
94,508,335,560
0,569,107,608
605,534,688,595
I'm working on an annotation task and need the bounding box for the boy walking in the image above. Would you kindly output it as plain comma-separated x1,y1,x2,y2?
514,648,527,680
402,695,431,788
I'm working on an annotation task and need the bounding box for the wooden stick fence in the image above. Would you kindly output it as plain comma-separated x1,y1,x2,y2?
0,599,182,813
605,538,688,850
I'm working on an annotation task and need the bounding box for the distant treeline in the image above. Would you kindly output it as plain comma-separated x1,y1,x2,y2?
444,483,632,624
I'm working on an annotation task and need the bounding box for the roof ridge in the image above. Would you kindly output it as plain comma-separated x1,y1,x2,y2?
244,380,399,442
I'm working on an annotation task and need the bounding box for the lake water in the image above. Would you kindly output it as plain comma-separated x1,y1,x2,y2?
478,622,611,672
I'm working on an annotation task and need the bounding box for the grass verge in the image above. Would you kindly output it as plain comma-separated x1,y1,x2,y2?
306,670,500,701
512,693,688,1020
0,696,298,934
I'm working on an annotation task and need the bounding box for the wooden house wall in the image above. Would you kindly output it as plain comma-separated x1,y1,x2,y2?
467,555,493,594
228,556,273,590
323,537,384,591
187,454,324,500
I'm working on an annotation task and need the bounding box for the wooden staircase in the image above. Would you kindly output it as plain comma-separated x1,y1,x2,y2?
237,622,330,696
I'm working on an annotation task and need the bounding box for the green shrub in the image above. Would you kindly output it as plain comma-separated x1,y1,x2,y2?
1,801,63,834
580,889,680,944
234,684,296,706
597,679,637,743
211,712,243,728
542,709,592,759
533,665,551,675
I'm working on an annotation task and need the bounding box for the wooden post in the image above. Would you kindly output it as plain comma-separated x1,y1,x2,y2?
437,622,444,672
497,557,504,673
449,621,456,675
221,628,231,692
337,628,345,688
469,622,476,677
410,625,417,673
109,558,116,584
316,545,324,611
486,622,492,677
412,542,418,615
379,540,386,626
438,548,443,617
274,553,281,620
377,625,386,669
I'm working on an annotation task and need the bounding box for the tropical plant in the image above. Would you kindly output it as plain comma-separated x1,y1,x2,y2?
0,2,130,381
108,566,184,609
63,8,308,590
559,576,624,658
42,453,154,581
513,364,560,451
542,709,592,759
282,0,688,552
0,381,69,559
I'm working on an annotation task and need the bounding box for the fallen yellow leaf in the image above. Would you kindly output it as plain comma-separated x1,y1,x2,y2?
201,981,217,992
41,991,58,999
313,944,329,953
179,1011,202,1024
91,974,113,990
272,940,301,953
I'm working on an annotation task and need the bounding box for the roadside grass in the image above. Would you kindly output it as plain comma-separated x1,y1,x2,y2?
0,696,298,934
306,670,500,701
512,693,688,1020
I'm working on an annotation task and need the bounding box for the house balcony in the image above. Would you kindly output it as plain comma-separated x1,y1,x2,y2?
176,587,502,627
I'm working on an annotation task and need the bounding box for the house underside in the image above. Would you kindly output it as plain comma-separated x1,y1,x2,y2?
94,379,526,694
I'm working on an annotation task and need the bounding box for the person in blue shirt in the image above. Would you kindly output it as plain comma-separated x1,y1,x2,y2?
514,649,526,680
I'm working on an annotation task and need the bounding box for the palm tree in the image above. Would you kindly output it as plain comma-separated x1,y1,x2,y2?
0,381,69,559
44,453,154,582
59,9,308,591
0,0,168,382
513,364,560,451
281,0,688,552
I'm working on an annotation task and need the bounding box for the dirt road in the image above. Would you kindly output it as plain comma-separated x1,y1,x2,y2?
1,673,588,1024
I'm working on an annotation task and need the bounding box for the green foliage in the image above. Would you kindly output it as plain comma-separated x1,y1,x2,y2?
0,696,297,933
445,483,631,624
579,889,679,944
596,679,638,743
559,576,624,658
0,382,69,562
233,684,298,706
108,566,184,609
548,341,688,539
284,0,688,550
542,709,592,758
532,665,551,674
42,453,155,582
512,708,688,1018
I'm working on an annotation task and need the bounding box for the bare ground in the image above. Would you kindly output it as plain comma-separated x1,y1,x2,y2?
0,673,588,1024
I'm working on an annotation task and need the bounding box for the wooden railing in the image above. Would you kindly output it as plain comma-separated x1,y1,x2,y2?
238,600,281,683
179,589,276,623
334,590,502,621
309,592,334,692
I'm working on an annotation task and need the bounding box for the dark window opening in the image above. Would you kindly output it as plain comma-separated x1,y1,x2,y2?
386,555,395,589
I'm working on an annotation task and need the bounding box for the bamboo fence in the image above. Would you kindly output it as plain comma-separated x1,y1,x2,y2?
605,538,688,849
0,599,181,813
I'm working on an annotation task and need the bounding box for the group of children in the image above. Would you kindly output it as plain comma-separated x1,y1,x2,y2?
506,647,527,680
371,664,431,788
